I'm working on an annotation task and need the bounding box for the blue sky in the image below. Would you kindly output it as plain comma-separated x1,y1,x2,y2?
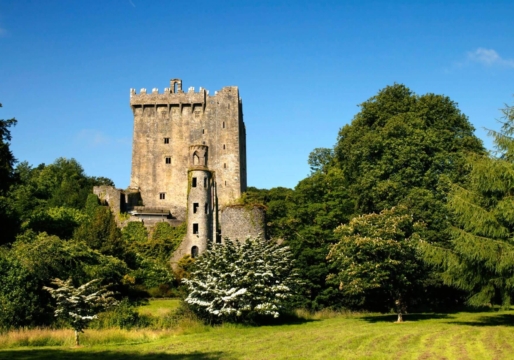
1,0,513,189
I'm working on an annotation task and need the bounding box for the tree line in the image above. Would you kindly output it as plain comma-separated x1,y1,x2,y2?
1,84,513,328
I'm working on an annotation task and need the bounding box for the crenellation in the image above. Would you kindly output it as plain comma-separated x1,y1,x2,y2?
127,77,248,261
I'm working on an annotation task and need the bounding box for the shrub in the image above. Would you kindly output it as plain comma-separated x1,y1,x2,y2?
183,238,300,324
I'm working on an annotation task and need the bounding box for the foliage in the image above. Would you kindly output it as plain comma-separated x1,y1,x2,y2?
43,278,117,345
142,222,186,263
90,298,150,330
0,250,43,329
0,103,19,244
421,101,514,308
0,103,17,196
121,221,148,244
327,206,424,321
183,238,300,323
73,205,124,257
307,147,334,174
174,254,195,282
24,206,87,239
334,84,484,244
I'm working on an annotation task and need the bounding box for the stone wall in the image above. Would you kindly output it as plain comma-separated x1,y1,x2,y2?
220,205,266,241
129,80,247,221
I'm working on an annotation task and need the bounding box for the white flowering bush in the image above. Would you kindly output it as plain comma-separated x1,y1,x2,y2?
182,238,300,323
43,278,117,345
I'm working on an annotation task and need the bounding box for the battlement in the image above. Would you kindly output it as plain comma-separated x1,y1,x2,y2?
129,79,239,107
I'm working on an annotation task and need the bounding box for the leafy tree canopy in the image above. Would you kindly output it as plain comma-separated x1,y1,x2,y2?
327,206,424,321
335,84,485,244
0,103,17,196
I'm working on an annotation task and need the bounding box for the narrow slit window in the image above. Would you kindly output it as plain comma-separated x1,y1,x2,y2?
193,203,199,214
225,181,227,186
159,193,165,200
192,177,197,187
204,177,207,187
202,129,205,134
223,144,226,150
222,122,225,128
164,138,170,144
193,223,199,234
165,157,171,164
205,203,208,214
224,163,227,169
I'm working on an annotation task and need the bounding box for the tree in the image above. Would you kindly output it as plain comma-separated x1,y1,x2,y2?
73,204,124,257
183,238,300,323
44,278,117,345
335,84,484,244
0,103,17,195
327,206,423,322
421,101,514,308
0,103,19,244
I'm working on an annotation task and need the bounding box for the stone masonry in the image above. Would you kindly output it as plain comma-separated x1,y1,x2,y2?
129,79,247,221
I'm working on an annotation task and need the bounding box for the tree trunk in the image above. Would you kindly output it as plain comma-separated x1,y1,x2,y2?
397,311,403,323
395,297,404,323
75,330,80,346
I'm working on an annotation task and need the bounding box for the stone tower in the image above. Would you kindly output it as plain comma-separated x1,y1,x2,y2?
94,78,265,261
129,79,247,221
185,145,214,256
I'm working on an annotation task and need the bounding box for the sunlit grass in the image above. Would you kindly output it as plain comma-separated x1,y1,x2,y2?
136,298,181,318
2,303,514,359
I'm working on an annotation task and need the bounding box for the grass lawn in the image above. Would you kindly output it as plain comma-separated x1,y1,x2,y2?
137,298,182,317
2,301,514,359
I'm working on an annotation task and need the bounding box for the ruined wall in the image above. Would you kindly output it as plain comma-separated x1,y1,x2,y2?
129,80,246,221
220,205,266,241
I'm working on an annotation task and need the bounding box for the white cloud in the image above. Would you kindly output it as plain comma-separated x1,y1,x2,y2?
467,48,514,68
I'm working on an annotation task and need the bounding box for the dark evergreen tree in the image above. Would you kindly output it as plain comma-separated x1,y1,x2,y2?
421,102,514,307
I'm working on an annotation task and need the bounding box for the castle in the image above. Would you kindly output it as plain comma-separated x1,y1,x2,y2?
94,78,264,261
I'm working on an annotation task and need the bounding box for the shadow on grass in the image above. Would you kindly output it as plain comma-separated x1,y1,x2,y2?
448,313,514,327
360,313,451,323
0,349,230,360
244,312,319,327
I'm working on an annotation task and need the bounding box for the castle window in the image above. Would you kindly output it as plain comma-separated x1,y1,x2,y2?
193,223,199,234
164,138,169,144
225,181,227,186
222,122,225,128
159,193,165,200
193,203,199,214
224,163,227,169
165,157,171,164
204,177,207,187
192,177,197,187
202,129,205,134
205,203,208,214
191,246,199,258
223,144,226,150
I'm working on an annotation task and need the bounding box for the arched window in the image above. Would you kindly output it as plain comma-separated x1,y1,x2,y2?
191,246,199,258
193,152,200,165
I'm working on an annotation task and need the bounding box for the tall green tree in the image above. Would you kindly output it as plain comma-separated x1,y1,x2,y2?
0,103,19,244
335,84,484,244
421,102,514,307
0,103,17,195
327,206,423,321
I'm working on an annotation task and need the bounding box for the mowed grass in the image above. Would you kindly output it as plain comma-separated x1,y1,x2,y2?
2,304,514,359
